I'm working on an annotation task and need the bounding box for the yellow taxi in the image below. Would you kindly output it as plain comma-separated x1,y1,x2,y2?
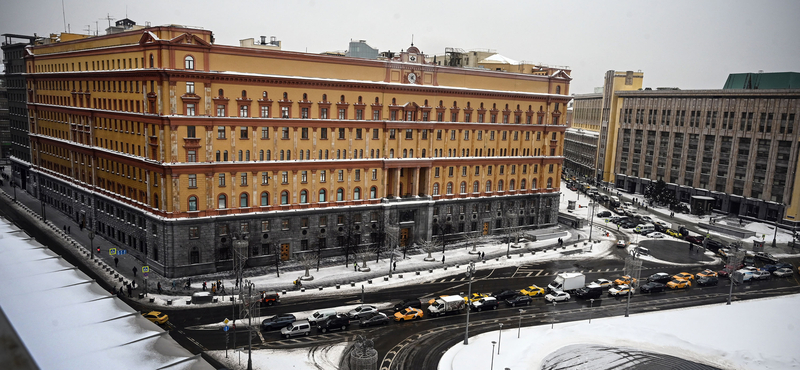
143,311,169,324
393,307,423,321
672,272,695,281
520,285,545,297
666,279,691,290
696,269,718,278
463,293,490,303
666,229,682,238
613,275,637,286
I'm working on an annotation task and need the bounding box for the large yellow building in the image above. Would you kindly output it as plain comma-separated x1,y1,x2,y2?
23,25,570,277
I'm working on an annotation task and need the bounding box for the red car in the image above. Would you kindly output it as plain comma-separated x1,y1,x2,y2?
685,235,705,244
717,270,729,278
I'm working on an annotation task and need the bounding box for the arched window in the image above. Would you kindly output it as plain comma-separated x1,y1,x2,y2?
216,150,221,161
154,194,159,209
266,150,271,160
262,91,267,98
521,179,527,190
486,180,492,192
340,94,345,102
375,97,379,104
303,93,308,100
300,190,308,203
259,150,264,161
322,94,327,101
460,181,467,194
184,55,194,70
433,183,440,196
439,100,443,107
218,194,227,209
282,92,288,100
370,149,375,158
370,186,377,199
261,192,270,206
238,193,248,207
547,178,553,188
446,182,453,195
473,181,479,193
403,149,407,158
319,189,327,202
188,196,198,211
336,188,344,201
532,179,538,189
358,96,363,103
392,97,396,104
238,150,243,161
422,149,426,158
241,90,247,98
509,179,515,191
245,150,250,161
353,188,361,200
389,149,394,158
555,86,561,94
409,149,413,157
149,54,154,68
280,150,284,160
218,89,224,97
223,151,228,161
287,150,291,160
280,191,289,204
498,180,504,191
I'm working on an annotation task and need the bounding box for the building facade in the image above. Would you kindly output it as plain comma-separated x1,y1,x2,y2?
25,26,570,277
3,34,38,181
614,82,800,224
0,77,8,159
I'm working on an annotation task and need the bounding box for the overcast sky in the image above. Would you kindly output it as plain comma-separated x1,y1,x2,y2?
3,0,799,94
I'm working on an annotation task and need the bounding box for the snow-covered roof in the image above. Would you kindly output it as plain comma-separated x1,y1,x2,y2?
0,216,214,370
481,53,519,65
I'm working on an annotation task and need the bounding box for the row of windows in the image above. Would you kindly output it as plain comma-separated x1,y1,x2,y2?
623,108,797,135
190,186,381,211
431,178,554,195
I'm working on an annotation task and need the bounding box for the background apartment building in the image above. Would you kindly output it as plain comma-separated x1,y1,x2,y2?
23,24,570,277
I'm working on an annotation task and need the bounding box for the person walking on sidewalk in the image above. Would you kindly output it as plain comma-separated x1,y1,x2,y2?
393,261,397,271
202,281,207,291
354,262,358,271
157,282,162,294
114,257,119,267
442,255,446,264
132,267,137,277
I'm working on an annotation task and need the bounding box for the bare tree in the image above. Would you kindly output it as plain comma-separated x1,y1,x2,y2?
355,244,378,272
419,239,441,262
463,231,483,254
296,252,318,281
503,224,524,257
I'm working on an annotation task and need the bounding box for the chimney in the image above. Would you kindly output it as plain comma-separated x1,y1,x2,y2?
260,36,266,45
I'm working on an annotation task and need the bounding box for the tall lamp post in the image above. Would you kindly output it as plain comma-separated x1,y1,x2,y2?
463,262,476,345
589,298,595,323
772,203,783,249
517,309,525,338
89,230,95,260
490,341,496,370
588,201,597,241
497,323,503,355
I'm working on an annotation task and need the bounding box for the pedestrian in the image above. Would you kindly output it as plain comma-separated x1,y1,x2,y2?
212,283,216,294
63,225,66,232
172,280,176,290
157,282,162,294
68,226,70,233
354,262,358,271
202,281,207,291
481,251,485,259
114,257,119,267
127,284,132,298
235,278,239,288
220,284,226,295
689,243,693,251
442,255,446,264
393,261,397,271
132,267,137,277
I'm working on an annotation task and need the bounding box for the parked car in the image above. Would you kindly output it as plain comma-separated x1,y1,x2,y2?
590,278,613,288
648,232,666,239
143,311,169,325
471,297,499,312
616,240,627,248
672,272,695,282
394,307,424,321
261,313,296,331
609,285,633,296
639,282,666,293
492,290,518,301
545,291,571,302
259,291,281,306
613,275,637,286
773,268,794,277
666,229,681,238
308,309,337,325
696,269,718,278
359,313,390,327
751,270,770,281
760,265,779,273
696,276,719,287
575,284,604,299
667,279,692,289
717,269,730,279
347,305,378,320
597,211,612,218
647,272,672,284
317,314,351,333
280,320,311,339
755,252,778,263
521,285,545,297
685,235,705,244
464,293,490,303
393,298,422,312
774,262,793,270
506,295,533,307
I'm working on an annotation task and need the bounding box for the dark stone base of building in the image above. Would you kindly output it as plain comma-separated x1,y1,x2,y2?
37,171,561,278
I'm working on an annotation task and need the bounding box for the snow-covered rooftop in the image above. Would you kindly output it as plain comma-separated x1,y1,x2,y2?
0,216,214,370
481,54,520,65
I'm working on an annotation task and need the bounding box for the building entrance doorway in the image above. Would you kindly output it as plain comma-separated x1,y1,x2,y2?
280,243,291,261
399,228,410,247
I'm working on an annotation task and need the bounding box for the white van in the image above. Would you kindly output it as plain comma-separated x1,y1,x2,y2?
635,223,655,234
280,320,311,339
609,196,620,207
308,309,337,324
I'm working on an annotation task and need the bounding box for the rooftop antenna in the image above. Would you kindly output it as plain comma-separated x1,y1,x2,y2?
411,34,414,46
84,25,91,35
62,0,67,32
100,13,115,29
95,21,99,36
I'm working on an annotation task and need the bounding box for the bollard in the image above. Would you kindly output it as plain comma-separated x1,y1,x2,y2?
368,279,373,284
213,298,218,303
532,251,536,255
167,299,172,306
149,298,155,303
384,276,389,281
520,253,524,257
319,287,323,291
351,282,355,287
138,293,144,299
416,271,421,275
482,260,487,264
336,284,341,289
428,269,433,273
496,258,500,261
507,255,512,259
301,288,305,292
186,300,191,305
457,265,460,268
118,277,123,282
230,296,234,301
282,290,287,295
399,274,403,278
444,267,448,271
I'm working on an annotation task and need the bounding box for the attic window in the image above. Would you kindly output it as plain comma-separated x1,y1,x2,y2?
184,56,194,70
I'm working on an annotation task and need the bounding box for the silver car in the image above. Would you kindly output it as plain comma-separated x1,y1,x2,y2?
347,305,378,319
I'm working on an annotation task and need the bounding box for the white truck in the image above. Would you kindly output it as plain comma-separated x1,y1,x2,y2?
547,272,586,293
428,295,465,317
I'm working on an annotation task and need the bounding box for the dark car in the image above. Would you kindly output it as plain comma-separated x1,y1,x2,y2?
261,313,296,331
742,255,756,267
359,313,389,327
597,211,612,218
492,289,518,301
647,272,672,284
393,298,422,312
696,276,719,287
685,235,705,244
317,314,350,333
704,239,725,253
760,264,779,273
755,252,779,264
717,269,730,279
506,295,533,307
774,262,793,270
640,282,666,293
575,286,604,299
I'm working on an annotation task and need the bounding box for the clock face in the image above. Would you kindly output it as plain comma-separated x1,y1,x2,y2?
408,73,417,84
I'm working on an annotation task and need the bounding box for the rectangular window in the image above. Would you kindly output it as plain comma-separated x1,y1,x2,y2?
301,127,309,139
490,131,495,140
189,226,199,239
356,109,363,120
187,126,196,138
422,111,429,121
372,169,377,180
373,129,379,139
282,127,289,139
261,106,269,118
262,172,270,185
281,220,289,230
186,82,194,94
406,129,413,139
437,112,443,122
187,150,197,162
261,127,270,139
389,129,396,139
462,166,467,176
355,169,361,181
261,220,270,232
356,128,362,139
240,222,249,234
372,110,379,120
217,126,226,139
188,174,197,188
434,167,440,177
338,128,346,139
217,105,226,117
281,106,289,118
186,104,196,116
320,128,328,139
319,216,327,226
281,171,289,184
320,170,327,182
421,129,428,140
301,107,309,119
218,173,226,187
338,108,346,119
338,170,344,181
321,108,328,119
448,167,454,177
240,126,248,139
301,171,308,183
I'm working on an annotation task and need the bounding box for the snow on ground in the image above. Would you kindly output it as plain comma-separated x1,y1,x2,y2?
439,293,800,370
209,342,347,370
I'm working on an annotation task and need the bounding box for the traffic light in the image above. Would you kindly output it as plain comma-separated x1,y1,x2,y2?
97,247,101,254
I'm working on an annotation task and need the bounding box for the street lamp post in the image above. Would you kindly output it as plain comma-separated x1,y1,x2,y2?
589,299,595,323
490,341,496,370
463,262,476,345
497,323,502,355
89,230,95,260
588,201,597,242
772,204,783,249
517,309,525,338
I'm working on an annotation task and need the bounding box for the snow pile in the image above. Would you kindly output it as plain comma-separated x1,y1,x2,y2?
439,294,800,370
209,343,347,370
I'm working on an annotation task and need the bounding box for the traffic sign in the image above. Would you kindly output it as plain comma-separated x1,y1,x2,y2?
223,318,230,325
118,249,127,255
109,248,117,256
142,266,150,273
143,272,149,278
223,325,229,332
